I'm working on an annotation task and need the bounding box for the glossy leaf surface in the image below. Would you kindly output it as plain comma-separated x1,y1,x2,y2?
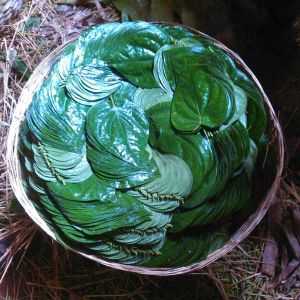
18,21,267,267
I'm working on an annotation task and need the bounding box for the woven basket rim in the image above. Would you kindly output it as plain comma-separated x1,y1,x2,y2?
6,22,284,276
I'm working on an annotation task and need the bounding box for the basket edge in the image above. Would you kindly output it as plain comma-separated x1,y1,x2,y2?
5,23,285,276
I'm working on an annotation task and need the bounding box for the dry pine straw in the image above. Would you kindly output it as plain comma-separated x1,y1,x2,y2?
0,1,299,299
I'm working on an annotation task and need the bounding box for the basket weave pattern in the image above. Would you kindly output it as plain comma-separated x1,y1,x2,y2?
6,24,284,276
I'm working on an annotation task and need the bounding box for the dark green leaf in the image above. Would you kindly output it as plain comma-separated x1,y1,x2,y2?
171,170,251,232
79,22,171,88
233,70,267,142
86,98,159,188
171,66,235,131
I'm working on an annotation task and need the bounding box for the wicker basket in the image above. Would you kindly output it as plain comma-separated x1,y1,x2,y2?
6,23,284,276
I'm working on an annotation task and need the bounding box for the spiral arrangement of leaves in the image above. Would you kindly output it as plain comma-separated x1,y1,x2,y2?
18,21,267,267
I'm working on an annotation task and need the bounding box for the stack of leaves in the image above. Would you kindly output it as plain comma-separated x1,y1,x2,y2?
18,21,267,267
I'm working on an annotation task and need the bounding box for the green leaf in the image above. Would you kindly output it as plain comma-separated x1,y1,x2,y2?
66,63,121,105
18,120,32,156
139,149,193,198
19,22,266,267
127,189,180,213
101,0,151,21
86,98,159,188
31,143,92,183
220,84,248,130
133,88,172,111
171,66,235,132
178,35,238,78
185,120,250,208
158,25,195,40
171,169,251,232
79,22,171,88
243,139,258,178
233,70,267,142
145,229,227,267
153,44,178,95
147,102,215,196
47,176,151,236
56,42,77,83
26,77,88,153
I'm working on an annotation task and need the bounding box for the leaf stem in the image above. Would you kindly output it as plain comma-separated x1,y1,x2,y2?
37,142,65,185
109,95,115,107
136,187,184,204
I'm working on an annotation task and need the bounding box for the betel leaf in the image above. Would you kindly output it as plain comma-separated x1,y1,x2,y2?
26,76,87,153
158,25,195,40
170,169,251,232
72,23,121,66
184,120,250,208
153,43,215,95
66,63,121,105
114,228,166,246
146,102,214,196
175,35,238,78
79,21,171,88
86,97,159,188
32,192,152,266
220,84,248,130
133,88,172,111
140,149,193,198
47,176,151,236
18,119,32,156
146,102,173,146
19,22,267,267
153,44,178,95
113,81,137,102
145,229,227,267
156,42,234,97
233,70,267,142
171,66,235,132
243,139,258,178
54,42,77,83
32,143,92,183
